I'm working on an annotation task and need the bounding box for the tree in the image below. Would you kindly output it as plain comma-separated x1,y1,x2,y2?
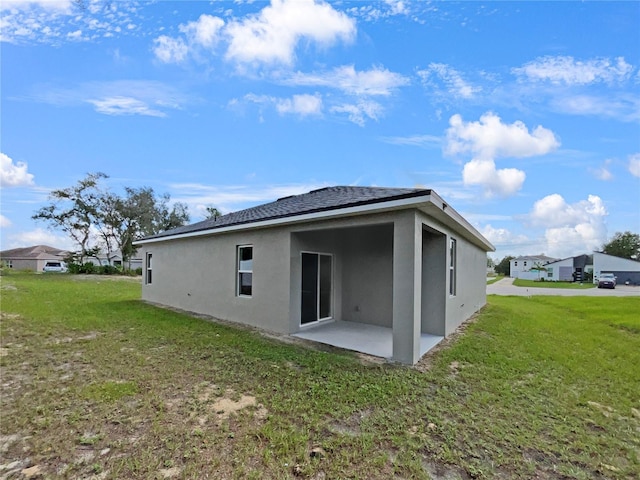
495,255,515,276
530,262,547,281
100,187,190,269
33,175,191,271
205,206,222,220
601,231,640,260
32,172,108,263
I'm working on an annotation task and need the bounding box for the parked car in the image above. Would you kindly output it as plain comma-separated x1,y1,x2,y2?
43,261,68,273
597,273,616,289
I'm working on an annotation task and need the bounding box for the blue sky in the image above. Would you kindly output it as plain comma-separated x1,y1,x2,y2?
1,0,639,260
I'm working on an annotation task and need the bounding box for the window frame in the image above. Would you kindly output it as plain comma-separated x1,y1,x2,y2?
145,252,153,285
237,245,253,297
449,238,457,296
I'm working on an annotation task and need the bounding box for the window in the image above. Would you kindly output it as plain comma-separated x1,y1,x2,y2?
524,261,527,267
145,253,153,285
449,238,457,296
237,245,253,297
5,260,13,269
514,261,518,266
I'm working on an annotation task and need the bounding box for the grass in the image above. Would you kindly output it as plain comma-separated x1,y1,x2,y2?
486,275,504,285
513,278,596,289
1,272,638,479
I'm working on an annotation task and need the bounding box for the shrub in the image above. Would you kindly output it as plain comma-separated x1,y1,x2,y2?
99,265,120,275
67,262,82,274
80,262,96,274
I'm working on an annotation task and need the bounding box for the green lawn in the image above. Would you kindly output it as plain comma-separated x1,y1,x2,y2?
1,273,638,479
513,278,596,289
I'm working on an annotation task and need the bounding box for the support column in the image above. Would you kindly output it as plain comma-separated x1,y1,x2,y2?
392,211,422,364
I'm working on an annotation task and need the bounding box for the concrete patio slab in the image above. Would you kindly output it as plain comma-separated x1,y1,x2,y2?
293,320,443,360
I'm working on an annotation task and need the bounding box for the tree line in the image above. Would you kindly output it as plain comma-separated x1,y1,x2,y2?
32,172,218,269
490,231,640,276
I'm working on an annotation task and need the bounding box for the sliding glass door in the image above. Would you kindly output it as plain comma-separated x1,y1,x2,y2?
301,252,333,325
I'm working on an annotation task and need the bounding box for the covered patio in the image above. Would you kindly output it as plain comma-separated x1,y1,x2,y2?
293,320,444,360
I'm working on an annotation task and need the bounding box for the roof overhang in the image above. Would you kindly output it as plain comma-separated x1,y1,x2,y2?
134,191,495,252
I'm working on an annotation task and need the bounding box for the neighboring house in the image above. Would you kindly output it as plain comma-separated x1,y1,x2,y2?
592,252,640,285
545,252,640,284
510,255,558,280
85,251,143,270
0,245,69,272
135,186,494,365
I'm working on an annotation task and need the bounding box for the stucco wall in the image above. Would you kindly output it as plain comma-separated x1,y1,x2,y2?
141,228,292,334
340,224,394,327
445,230,488,335
421,227,446,335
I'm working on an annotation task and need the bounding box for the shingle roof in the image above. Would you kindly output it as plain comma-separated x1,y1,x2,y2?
144,186,430,240
0,245,69,259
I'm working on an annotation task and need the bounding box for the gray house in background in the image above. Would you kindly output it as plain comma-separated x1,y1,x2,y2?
0,245,69,272
135,187,494,365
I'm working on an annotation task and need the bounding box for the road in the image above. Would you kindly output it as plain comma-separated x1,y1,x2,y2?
487,277,640,297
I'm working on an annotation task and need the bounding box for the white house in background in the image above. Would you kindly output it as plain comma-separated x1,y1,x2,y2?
85,251,143,270
509,255,558,280
544,252,640,285
134,186,494,365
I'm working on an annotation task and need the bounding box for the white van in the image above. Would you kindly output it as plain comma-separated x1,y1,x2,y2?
43,261,68,273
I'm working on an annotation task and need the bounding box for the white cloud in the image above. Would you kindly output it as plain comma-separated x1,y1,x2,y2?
286,65,410,96
225,0,355,66
179,14,225,49
244,93,323,118
418,63,481,99
1,0,72,12
1,0,141,44
445,112,560,159
87,96,167,117
462,158,525,197
480,224,529,248
27,80,187,117
629,153,640,177
550,94,640,122
0,214,12,228
589,159,613,181
381,134,442,148
513,56,633,85
6,227,75,250
275,94,322,116
331,100,383,126
347,0,412,21
445,112,559,197
528,194,608,258
153,35,189,64
1,152,35,187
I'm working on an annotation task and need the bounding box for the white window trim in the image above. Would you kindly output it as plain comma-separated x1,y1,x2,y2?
449,238,457,297
237,245,253,297
145,253,153,285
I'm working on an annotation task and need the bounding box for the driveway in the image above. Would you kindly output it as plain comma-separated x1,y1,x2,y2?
487,277,640,297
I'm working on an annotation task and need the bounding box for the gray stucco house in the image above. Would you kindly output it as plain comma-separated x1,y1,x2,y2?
135,186,494,364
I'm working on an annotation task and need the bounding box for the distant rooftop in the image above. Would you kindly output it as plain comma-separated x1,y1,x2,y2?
0,245,69,259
